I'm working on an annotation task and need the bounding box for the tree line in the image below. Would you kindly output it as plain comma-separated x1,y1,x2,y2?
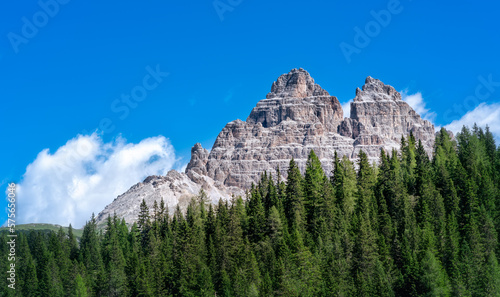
2,125,500,296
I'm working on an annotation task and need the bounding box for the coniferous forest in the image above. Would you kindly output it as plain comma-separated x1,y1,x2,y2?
2,126,500,297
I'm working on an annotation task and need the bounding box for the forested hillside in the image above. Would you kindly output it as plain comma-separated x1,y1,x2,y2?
3,126,500,296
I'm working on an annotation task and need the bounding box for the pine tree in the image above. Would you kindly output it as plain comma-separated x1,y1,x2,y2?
415,139,447,256
176,198,214,296
352,151,383,296
103,216,128,296
401,134,417,196
148,230,169,296
284,158,306,233
80,213,106,295
37,242,64,297
332,152,358,220
136,258,154,296
138,199,151,235
304,149,327,242
433,129,461,215
482,250,500,296
268,206,284,244
355,150,377,220
52,228,72,295
483,126,497,165
280,230,321,296
352,213,381,296
67,224,79,261
443,212,466,295
73,274,89,297
126,223,142,296
419,249,451,296
263,173,279,217
247,184,266,242
375,149,395,274
17,233,38,296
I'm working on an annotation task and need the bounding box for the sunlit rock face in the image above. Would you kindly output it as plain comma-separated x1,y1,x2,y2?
188,69,435,189
99,69,435,225
341,76,435,160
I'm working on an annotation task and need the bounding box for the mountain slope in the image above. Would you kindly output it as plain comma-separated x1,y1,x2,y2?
97,69,434,224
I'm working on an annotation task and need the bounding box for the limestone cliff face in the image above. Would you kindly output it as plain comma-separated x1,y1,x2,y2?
266,68,331,99
190,69,353,189
98,69,435,224
339,76,435,158
186,69,435,189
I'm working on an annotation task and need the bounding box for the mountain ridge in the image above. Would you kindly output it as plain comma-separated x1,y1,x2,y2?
97,68,435,224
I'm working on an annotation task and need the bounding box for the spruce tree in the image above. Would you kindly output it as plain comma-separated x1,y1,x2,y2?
80,213,106,295
73,274,89,297
332,152,358,220
419,249,451,296
67,224,79,261
125,223,142,296
304,149,327,241
247,184,266,242
401,134,417,196
352,150,383,296
103,216,128,296
138,199,151,235
285,158,306,233
17,233,38,296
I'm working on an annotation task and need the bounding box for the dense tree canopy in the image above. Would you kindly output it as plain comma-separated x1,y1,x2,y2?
3,125,499,296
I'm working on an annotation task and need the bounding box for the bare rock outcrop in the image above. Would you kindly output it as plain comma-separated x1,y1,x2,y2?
97,69,436,225
344,76,435,158
266,68,330,99
96,170,242,225
200,68,353,188
191,70,435,189
186,143,209,176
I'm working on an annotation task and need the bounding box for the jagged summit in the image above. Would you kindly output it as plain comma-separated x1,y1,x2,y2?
189,71,434,189
266,68,330,99
97,69,436,225
247,69,343,129
354,76,402,102
186,143,209,177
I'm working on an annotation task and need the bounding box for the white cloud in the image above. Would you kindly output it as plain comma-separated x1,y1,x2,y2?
400,91,499,141
444,103,500,143
342,100,352,118
402,91,437,122
17,133,179,228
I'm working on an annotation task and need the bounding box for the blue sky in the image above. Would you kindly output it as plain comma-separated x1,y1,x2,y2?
1,0,500,227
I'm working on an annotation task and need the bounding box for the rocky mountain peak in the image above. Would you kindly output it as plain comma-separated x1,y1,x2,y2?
266,68,330,99
346,76,434,159
185,143,209,177
354,76,402,102
98,69,436,225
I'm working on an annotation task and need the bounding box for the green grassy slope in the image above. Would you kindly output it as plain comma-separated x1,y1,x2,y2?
0,223,84,238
